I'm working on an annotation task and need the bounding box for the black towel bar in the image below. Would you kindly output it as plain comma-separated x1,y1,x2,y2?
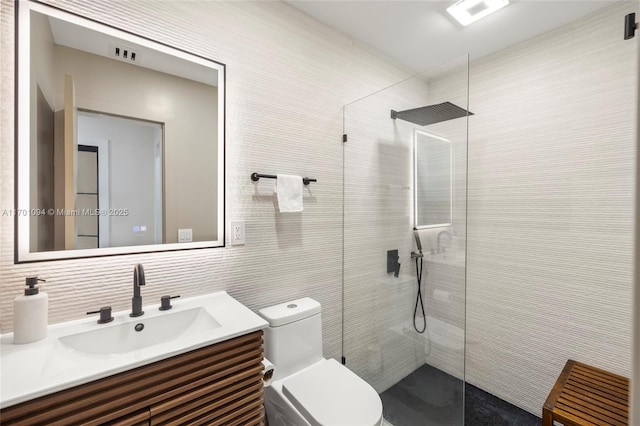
251,172,316,186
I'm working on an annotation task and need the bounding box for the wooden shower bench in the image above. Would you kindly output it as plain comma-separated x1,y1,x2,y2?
543,359,629,426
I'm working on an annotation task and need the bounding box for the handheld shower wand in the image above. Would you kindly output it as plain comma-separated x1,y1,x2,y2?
411,229,426,333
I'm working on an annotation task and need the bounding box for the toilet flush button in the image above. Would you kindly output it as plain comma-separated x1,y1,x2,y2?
287,304,298,309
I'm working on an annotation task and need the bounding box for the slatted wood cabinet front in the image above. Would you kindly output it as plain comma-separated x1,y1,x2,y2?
0,331,265,426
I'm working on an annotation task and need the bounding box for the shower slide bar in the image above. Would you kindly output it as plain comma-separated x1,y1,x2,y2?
251,172,317,186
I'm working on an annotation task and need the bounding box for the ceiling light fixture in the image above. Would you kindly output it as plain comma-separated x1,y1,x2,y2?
447,0,510,26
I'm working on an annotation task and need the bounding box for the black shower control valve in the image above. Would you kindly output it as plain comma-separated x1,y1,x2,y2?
87,306,114,324
387,249,401,278
159,295,180,311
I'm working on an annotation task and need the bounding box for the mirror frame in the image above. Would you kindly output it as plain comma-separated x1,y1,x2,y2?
15,1,226,262
413,129,452,229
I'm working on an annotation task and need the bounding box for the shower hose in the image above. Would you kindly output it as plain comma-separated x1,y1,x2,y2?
413,255,426,333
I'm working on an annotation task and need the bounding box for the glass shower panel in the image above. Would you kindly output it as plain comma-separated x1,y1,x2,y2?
343,54,469,426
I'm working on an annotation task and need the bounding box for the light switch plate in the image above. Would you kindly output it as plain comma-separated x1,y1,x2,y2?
178,228,192,243
230,220,245,245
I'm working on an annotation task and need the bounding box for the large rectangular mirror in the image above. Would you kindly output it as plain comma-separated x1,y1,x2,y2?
414,129,452,229
16,1,225,262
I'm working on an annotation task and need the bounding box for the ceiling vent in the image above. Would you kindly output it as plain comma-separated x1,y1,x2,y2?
108,43,140,63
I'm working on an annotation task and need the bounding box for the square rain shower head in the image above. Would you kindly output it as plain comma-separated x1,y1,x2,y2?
391,102,473,126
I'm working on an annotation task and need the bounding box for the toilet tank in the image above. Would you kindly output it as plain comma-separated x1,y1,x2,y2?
258,298,323,381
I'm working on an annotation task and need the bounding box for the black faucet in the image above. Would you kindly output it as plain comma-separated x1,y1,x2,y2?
130,264,145,317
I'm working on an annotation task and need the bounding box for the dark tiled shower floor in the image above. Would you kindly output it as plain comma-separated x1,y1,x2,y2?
380,364,541,426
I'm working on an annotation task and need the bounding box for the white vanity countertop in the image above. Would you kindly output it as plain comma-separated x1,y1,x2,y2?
0,291,268,409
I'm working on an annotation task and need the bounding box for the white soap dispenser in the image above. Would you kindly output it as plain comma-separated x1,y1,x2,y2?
13,276,48,344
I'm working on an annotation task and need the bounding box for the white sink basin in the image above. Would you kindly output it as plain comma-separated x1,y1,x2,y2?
59,307,221,356
1,291,268,409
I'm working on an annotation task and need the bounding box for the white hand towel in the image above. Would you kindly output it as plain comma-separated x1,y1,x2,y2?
276,174,303,212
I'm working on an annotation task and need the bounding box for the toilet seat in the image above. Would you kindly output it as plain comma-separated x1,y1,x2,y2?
282,358,383,426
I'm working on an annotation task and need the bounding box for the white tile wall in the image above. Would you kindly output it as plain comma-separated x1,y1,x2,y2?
462,2,637,416
343,1,637,417
343,56,469,392
0,0,411,365
0,0,637,420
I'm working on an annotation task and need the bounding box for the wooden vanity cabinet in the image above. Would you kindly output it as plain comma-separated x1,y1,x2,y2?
0,331,265,426
108,409,151,426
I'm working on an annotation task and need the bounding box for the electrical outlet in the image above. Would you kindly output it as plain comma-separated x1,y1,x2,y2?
178,228,192,243
230,220,245,245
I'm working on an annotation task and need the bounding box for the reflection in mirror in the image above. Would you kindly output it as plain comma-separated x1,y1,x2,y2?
414,130,452,229
76,111,164,249
17,1,225,262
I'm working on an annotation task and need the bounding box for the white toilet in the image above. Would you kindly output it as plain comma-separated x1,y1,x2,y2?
258,298,383,426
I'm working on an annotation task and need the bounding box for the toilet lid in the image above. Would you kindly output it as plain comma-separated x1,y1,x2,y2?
282,359,383,426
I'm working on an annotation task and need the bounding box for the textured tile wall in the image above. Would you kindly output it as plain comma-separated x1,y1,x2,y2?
462,2,638,416
0,0,412,366
1,0,637,420
343,57,469,392
343,1,637,416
